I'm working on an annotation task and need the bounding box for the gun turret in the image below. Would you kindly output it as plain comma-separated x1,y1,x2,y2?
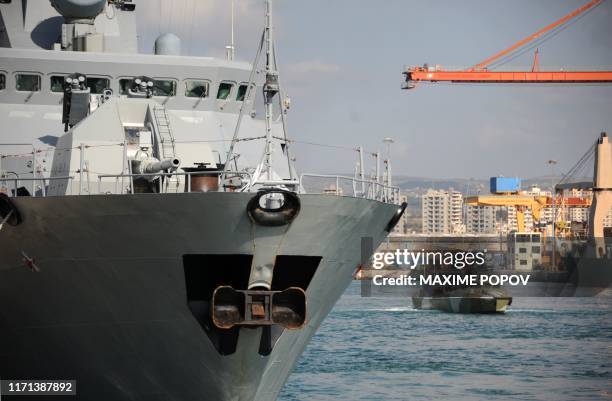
133,158,181,179
143,158,181,174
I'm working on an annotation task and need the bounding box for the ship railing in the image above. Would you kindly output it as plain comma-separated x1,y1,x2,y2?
299,173,401,204
1,172,400,202
0,176,75,197
97,171,253,195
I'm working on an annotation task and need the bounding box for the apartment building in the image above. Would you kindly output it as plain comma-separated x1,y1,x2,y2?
422,189,464,234
465,205,498,234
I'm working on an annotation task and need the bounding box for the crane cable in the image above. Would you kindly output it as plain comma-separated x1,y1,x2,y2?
558,140,597,185
487,0,605,71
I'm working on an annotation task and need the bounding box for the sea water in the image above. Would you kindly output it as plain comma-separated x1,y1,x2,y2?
279,282,611,401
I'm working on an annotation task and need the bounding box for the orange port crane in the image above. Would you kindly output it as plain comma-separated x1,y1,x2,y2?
464,195,549,233
464,194,591,233
403,0,612,89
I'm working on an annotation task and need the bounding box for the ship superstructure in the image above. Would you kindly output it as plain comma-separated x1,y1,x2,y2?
0,1,405,400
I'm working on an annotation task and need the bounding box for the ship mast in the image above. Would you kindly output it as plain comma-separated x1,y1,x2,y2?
224,0,295,190
225,0,236,61
261,0,278,182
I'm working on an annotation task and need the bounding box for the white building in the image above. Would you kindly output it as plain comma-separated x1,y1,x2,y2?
569,207,589,223
422,189,464,234
465,205,497,234
507,206,535,232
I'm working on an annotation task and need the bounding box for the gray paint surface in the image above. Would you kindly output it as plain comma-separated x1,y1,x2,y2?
0,193,397,400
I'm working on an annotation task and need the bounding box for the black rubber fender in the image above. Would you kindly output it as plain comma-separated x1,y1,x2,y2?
385,202,408,232
0,193,22,226
247,189,301,227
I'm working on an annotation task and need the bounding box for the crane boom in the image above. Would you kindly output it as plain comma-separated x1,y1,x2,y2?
403,0,612,88
471,0,601,71
403,70,612,86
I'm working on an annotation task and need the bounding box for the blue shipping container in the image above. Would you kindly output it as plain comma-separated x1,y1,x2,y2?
490,177,521,194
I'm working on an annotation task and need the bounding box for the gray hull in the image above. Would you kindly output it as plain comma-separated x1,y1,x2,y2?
0,192,397,400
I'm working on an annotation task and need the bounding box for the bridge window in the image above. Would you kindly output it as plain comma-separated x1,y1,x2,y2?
50,76,64,92
236,84,248,101
217,82,233,100
152,79,176,97
16,74,41,92
0,73,5,90
119,78,131,95
87,77,110,94
185,80,209,98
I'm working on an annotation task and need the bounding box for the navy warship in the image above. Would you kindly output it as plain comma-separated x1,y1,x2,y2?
0,1,405,400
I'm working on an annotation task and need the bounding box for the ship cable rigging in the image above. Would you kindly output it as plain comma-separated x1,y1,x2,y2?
0,136,313,161
222,29,265,178
1,139,382,170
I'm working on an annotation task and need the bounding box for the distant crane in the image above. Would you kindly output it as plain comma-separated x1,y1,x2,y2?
464,193,590,233
464,194,546,233
557,132,612,256
402,0,612,89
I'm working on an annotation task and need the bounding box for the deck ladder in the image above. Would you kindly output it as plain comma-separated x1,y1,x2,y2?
152,105,180,192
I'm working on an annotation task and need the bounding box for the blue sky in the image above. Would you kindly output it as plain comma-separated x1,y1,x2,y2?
138,0,612,179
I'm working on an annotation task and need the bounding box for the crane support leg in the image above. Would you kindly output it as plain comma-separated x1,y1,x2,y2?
589,133,612,258
589,192,612,257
